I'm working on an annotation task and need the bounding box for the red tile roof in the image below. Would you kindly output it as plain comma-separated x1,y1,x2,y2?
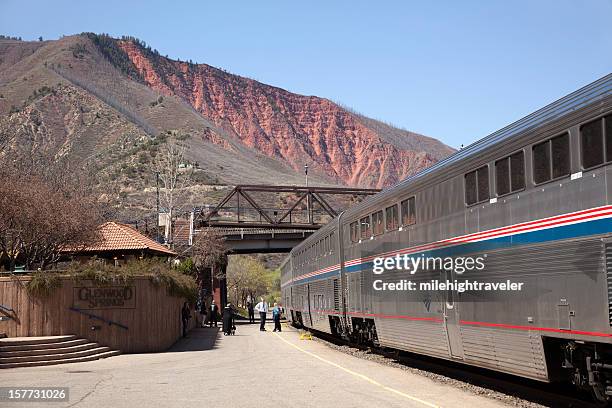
70,221,176,256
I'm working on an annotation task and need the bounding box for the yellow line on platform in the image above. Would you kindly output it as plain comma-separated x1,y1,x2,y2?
273,332,440,408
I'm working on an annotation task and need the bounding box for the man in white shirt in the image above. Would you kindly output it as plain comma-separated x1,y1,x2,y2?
254,297,268,331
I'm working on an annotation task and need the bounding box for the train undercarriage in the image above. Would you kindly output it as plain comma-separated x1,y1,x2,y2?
295,312,612,404
327,315,379,347
545,338,612,404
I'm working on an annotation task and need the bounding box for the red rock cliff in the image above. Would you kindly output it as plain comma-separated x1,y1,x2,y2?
118,40,447,188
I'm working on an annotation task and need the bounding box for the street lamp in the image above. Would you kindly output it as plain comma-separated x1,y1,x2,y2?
304,164,308,187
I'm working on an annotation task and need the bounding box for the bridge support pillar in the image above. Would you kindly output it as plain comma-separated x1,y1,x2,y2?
213,262,228,309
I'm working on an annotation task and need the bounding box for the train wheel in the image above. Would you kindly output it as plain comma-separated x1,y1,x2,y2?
590,384,610,406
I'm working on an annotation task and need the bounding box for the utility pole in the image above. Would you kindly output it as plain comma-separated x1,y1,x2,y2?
155,171,160,242
305,164,312,224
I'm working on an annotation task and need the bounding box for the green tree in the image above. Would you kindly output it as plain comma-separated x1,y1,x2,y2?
226,255,280,308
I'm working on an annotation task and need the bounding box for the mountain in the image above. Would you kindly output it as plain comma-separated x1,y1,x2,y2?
0,34,454,199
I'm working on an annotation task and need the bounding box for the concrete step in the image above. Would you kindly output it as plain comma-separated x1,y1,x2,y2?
0,335,77,347
0,346,111,364
0,350,121,369
0,338,89,352
0,342,100,358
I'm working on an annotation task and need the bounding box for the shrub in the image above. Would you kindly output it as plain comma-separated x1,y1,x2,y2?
25,260,197,302
149,267,198,303
77,259,196,301
26,271,62,297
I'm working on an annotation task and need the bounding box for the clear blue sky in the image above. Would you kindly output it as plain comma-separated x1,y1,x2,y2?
1,0,611,148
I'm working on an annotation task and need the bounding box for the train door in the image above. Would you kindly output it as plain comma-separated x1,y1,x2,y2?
442,270,464,359
307,284,313,327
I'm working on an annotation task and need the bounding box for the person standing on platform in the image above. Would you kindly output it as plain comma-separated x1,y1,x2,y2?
272,302,282,332
247,300,255,324
222,303,235,335
209,299,218,328
181,302,191,338
254,297,268,331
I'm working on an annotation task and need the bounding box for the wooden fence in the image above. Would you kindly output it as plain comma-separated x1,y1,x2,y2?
0,275,196,353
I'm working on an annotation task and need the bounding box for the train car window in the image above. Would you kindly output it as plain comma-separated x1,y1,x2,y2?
533,133,570,183
477,165,489,202
510,151,525,191
495,157,510,196
464,171,477,205
552,133,570,178
401,196,416,225
385,204,399,231
495,151,525,196
465,165,489,205
533,139,551,183
360,215,371,239
350,221,359,243
581,117,604,169
372,210,384,235
606,115,612,162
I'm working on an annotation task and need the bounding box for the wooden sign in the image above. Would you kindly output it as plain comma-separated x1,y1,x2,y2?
73,286,136,309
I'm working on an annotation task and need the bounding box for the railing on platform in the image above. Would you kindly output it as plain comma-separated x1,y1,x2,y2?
0,304,15,314
68,307,129,330
0,304,15,322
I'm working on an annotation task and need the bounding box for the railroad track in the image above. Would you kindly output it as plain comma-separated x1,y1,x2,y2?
305,328,601,408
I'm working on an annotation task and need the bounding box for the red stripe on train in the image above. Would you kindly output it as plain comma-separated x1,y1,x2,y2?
295,309,612,338
459,320,612,338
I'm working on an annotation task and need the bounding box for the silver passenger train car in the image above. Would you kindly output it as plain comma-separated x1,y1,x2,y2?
281,74,612,400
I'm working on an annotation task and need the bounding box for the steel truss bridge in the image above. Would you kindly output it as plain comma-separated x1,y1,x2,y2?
198,184,380,231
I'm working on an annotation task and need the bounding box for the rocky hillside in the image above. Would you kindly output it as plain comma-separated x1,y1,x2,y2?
0,34,453,196
117,39,452,188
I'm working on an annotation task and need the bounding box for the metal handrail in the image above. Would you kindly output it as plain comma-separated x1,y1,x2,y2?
68,307,129,330
0,304,14,313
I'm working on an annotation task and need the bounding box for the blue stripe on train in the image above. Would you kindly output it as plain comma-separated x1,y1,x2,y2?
291,216,612,285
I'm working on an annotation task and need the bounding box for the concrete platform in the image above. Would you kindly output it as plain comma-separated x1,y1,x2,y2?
0,323,507,407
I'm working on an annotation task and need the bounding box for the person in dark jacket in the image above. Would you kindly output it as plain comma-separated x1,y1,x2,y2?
222,303,235,335
247,300,255,324
181,302,191,337
208,300,218,328
272,302,282,332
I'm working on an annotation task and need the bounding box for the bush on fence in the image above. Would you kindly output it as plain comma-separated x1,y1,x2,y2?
24,259,197,301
